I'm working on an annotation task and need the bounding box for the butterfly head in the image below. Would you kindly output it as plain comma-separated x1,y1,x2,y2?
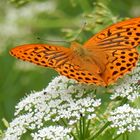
71,41,89,57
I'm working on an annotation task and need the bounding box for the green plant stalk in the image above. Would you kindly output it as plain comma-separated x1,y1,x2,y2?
77,116,88,140
89,121,111,140
76,122,80,139
112,134,122,140
126,132,129,140
70,132,79,140
60,118,68,127
123,133,125,140
123,133,129,140
59,118,78,140
82,116,86,139
79,117,83,139
120,98,128,106
85,120,91,138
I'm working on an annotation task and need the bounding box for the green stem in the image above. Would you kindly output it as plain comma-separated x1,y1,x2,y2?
112,134,122,140
123,133,125,140
122,133,129,140
85,120,91,138
126,133,129,140
60,119,78,140
79,117,83,139
120,98,128,106
89,121,111,140
61,118,68,127
70,132,79,140
82,116,86,139
76,122,80,139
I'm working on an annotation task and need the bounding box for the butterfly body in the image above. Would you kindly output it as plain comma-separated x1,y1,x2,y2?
10,17,140,86
70,41,91,57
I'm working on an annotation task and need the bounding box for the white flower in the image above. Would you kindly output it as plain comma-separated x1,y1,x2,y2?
4,113,33,140
111,63,140,102
108,104,140,134
4,76,101,139
31,126,73,140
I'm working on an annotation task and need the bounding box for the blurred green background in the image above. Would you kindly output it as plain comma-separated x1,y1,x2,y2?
0,0,140,138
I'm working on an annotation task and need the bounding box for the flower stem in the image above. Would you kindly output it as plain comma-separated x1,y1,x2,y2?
123,133,129,140
61,118,68,127
85,120,91,138
82,116,86,139
112,134,121,140
76,122,80,139
59,119,78,140
123,133,125,140
77,115,89,140
126,132,129,140
79,116,83,139
89,121,111,140
70,132,79,140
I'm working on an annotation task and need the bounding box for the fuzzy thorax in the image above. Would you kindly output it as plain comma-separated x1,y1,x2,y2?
70,41,90,57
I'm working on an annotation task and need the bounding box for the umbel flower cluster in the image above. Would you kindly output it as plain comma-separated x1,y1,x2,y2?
3,63,140,140
4,76,101,140
108,104,140,134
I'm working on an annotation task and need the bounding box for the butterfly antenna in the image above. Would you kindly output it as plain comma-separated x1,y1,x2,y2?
36,22,87,43
36,37,69,43
72,21,87,41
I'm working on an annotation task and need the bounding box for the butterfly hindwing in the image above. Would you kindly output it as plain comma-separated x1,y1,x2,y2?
101,48,139,85
56,62,106,86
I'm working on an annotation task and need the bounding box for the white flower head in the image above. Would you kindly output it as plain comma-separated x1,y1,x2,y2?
111,63,140,102
31,126,73,140
108,104,140,134
4,76,101,139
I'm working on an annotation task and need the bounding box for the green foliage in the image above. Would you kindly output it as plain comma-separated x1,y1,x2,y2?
10,0,31,6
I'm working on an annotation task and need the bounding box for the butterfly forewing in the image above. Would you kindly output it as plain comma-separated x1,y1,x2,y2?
10,44,72,68
84,17,140,49
10,44,106,86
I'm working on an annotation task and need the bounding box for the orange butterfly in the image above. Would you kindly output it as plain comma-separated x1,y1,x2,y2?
10,17,140,86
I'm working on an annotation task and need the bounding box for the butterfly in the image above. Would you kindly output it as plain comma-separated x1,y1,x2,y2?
10,17,140,86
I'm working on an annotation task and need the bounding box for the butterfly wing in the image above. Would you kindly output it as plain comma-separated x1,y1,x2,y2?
10,44,106,86
56,61,106,86
84,17,140,49
84,17,140,85
10,44,72,68
101,48,139,85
